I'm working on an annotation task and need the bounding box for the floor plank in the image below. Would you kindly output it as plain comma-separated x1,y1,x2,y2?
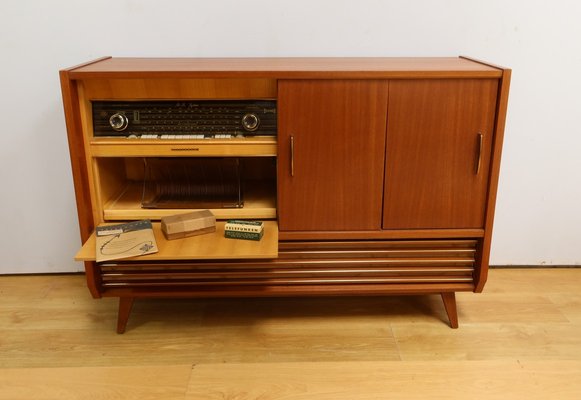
393,322,581,360
185,360,581,400
0,365,192,400
0,324,398,368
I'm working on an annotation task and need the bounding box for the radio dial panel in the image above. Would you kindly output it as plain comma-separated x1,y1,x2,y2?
92,100,276,137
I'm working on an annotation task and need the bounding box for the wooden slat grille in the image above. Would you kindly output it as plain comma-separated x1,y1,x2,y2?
99,240,477,290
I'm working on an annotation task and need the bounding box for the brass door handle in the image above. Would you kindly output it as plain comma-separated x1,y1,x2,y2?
290,135,295,177
476,133,483,175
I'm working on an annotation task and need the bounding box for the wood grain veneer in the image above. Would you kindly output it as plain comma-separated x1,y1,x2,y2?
475,68,512,291
80,78,277,100
67,57,502,79
90,137,277,157
383,79,498,229
277,80,388,231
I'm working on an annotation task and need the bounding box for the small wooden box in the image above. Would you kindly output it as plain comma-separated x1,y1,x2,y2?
161,210,216,240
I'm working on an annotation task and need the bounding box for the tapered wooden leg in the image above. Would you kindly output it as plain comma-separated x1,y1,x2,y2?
441,292,459,329
117,297,135,334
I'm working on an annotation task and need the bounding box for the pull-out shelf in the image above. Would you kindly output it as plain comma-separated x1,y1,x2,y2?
76,221,279,262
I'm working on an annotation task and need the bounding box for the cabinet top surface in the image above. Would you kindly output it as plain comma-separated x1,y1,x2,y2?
64,57,505,79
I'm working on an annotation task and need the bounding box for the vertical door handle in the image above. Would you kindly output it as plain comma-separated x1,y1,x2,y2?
476,133,483,175
290,135,295,177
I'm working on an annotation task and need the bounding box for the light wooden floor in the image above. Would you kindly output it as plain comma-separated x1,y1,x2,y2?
1,268,580,399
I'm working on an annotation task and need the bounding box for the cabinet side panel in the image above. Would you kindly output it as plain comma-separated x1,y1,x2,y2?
60,71,101,298
475,69,511,292
278,80,388,231
60,72,95,241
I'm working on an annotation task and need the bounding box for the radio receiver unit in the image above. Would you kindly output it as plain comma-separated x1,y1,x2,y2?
92,100,277,138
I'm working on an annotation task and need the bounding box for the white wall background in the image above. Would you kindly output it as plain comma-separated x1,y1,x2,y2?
0,0,580,273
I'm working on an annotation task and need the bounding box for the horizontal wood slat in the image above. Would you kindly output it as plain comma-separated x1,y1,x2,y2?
103,277,474,288
102,283,476,298
100,259,474,270
279,240,478,250
102,269,473,280
98,240,476,291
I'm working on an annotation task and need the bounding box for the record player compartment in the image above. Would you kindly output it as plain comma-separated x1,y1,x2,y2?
95,157,276,221
141,157,243,210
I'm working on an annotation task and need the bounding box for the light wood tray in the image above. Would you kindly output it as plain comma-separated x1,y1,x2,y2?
75,221,278,261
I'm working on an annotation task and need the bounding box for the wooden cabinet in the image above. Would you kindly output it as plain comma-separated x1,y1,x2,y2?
277,80,388,231
60,57,510,332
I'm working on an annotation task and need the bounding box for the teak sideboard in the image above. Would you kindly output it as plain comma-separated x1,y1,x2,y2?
60,57,510,333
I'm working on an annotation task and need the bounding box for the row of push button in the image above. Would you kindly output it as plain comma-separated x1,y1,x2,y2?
136,134,234,139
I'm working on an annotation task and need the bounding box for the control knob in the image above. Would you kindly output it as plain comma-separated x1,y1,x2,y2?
241,113,260,132
109,113,129,132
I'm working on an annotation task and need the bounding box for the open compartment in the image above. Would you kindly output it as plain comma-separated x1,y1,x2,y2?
93,156,276,221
